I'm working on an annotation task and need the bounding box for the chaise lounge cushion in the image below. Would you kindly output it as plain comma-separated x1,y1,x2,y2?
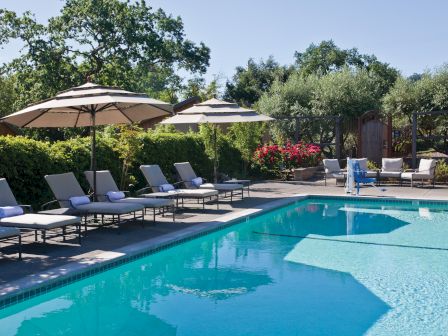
174,162,243,191
0,214,80,230
199,183,243,191
141,189,218,199
75,202,143,215
113,197,173,208
0,226,20,239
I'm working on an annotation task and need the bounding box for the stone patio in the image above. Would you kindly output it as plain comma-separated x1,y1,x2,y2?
1,179,447,289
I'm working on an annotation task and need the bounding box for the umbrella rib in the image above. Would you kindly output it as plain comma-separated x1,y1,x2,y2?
74,109,82,127
122,102,172,114
21,109,51,127
113,103,134,123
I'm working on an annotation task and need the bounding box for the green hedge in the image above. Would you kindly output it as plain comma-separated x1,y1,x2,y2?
0,133,243,209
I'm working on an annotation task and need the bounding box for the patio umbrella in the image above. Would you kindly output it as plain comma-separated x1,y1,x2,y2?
1,82,172,199
161,98,273,181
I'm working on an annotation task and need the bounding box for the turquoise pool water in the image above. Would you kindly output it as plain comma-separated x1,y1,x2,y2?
1,198,448,335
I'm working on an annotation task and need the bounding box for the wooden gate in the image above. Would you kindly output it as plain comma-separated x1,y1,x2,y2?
358,110,392,164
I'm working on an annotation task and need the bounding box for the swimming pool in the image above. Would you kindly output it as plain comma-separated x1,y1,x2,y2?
1,197,448,335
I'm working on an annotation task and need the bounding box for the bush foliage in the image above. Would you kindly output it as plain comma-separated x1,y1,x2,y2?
0,133,243,209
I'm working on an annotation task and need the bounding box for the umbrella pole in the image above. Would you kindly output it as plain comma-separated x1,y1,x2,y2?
90,111,97,202
213,126,217,183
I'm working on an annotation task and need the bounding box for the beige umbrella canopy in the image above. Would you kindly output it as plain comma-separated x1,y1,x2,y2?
1,82,173,199
161,98,273,125
161,98,273,181
3,82,172,127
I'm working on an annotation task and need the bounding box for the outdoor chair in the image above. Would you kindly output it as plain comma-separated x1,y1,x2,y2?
0,178,81,246
138,165,219,210
85,170,175,222
323,159,346,186
174,162,244,202
45,172,145,230
352,158,378,178
401,159,437,188
379,158,403,185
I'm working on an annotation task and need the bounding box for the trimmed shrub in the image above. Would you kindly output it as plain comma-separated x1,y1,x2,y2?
0,133,243,208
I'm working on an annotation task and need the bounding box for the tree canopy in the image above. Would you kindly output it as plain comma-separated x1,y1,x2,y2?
0,0,210,110
224,57,292,107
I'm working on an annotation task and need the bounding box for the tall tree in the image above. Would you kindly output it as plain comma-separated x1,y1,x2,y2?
224,57,291,107
295,40,398,93
0,0,210,112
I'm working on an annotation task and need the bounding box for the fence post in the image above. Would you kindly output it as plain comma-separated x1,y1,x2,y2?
412,112,417,169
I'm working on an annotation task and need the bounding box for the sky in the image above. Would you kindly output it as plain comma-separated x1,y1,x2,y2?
1,0,448,84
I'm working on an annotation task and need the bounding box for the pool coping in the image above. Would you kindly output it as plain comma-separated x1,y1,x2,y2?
1,193,448,310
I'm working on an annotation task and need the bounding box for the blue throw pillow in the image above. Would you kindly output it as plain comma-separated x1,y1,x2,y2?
159,184,175,192
106,191,126,201
69,196,91,208
0,206,24,218
192,177,203,187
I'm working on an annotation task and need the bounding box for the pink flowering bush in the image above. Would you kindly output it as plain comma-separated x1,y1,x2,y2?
252,141,322,175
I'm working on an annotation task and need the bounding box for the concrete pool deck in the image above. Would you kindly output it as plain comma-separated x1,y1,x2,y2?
1,179,447,300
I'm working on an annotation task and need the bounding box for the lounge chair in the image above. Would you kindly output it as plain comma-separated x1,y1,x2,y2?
45,172,145,229
401,159,437,187
323,159,346,186
174,162,244,201
379,158,403,185
138,165,219,210
0,178,81,245
84,170,175,222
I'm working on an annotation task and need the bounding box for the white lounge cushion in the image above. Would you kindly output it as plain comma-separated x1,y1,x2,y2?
140,189,218,199
381,158,403,172
331,172,346,180
418,159,435,173
401,172,432,180
379,171,402,178
75,202,143,214
113,197,174,208
0,214,80,230
199,183,243,191
323,159,340,173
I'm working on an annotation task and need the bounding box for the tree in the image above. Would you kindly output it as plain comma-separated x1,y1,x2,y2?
228,122,265,176
257,68,386,155
0,0,210,137
182,75,221,101
295,40,398,93
0,75,15,118
224,57,291,107
382,66,448,151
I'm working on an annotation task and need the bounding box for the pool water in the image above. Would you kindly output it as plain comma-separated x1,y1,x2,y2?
1,198,448,335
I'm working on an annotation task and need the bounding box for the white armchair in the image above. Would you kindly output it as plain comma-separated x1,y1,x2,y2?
323,159,346,186
401,159,437,187
379,158,403,185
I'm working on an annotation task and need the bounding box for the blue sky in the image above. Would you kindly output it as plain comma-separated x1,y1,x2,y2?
2,0,448,84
